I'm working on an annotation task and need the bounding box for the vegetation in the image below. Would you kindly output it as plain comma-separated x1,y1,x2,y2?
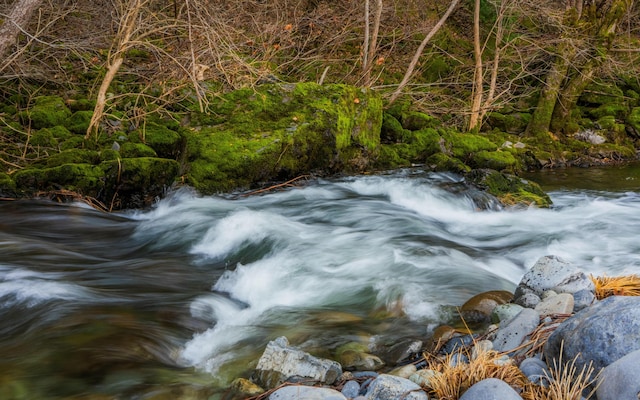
1,0,640,208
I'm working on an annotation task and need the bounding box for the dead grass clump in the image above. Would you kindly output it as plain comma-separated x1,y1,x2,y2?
522,344,600,400
590,274,640,299
425,347,527,399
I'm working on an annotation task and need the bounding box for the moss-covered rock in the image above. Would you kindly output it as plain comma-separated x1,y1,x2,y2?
30,129,58,148
466,169,552,208
589,104,628,119
136,123,184,159
400,111,439,131
426,153,470,174
100,157,179,208
381,113,407,143
13,163,105,195
580,82,625,106
0,172,16,196
442,131,498,160
185,82,382,193
46,149,100,167
66,110,94,134
471,150,517,171
120,142,157,158
486,112,531,134
19,96,72,129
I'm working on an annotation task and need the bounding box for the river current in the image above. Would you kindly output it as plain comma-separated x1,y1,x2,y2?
1,165,639,398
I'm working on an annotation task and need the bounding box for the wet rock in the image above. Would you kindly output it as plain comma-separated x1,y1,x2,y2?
269,386,347,400
364,374,428,400
534,293,574,317
514,292,541,309
409,369,441,388
379,339,423,365
341,380,360,398
572,289,596,312
442,334,477,354
596,349,640,400
338,350,384,371
389,364,417,379
226,378,264,398
254,336,342,389
519,357,550,387
491,304,524,324
513,256,594,308
458,378,523,400
492,308,540,352
544,296,640,374
460,290,514,323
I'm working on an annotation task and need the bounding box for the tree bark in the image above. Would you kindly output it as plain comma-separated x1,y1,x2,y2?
468,0,483,132
0,0,43,59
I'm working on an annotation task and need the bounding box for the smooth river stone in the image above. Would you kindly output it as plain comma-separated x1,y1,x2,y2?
460,290,514,322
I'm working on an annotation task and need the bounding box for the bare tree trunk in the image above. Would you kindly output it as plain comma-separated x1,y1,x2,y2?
0,0,43,59
388,0,460,104
362,0,382,87
468,0,483,131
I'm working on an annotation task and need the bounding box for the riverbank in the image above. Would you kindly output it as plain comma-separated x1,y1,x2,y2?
226,256,640,400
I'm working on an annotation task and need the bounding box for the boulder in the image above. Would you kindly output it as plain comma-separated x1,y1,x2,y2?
544,296,640,374
492,308,540,352
459,378,523,400
269,386,347,400
596,349,640,400
254,336,342,389
364,374,429,400
519,357,550,387
513,256,594,307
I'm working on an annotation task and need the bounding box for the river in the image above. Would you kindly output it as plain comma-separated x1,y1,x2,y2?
1,165,639,399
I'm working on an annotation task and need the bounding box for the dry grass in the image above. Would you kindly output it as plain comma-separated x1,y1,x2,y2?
590,274,640,299
425,347,528,399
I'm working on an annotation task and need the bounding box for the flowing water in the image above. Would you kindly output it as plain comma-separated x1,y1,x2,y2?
1,165,640,399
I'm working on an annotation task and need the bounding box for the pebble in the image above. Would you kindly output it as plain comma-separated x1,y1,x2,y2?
389,363,417,379
458,378,523,400
534,292,574,317
364,374,428,400
341,380,360,398
269,385,347,400
409,369,441,388
519,357,550,387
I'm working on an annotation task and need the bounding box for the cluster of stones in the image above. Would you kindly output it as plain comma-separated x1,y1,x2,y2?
226,256,640,399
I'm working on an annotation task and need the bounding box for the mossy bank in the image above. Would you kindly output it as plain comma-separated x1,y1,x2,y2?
7,79,640,209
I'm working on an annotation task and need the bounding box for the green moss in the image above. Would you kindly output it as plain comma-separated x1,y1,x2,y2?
120,142,157,158
137,123,183,159
466,169,551,208
60,136,85,151
66,98,94,112
185,82,382,193
46,149,100,167
443,131,498,159
589,103,628,119
381,113,407,143
471,150,517,171
0,172,16,194
66,110,94,134
375,145,411,169
13,163,105,195
400,111,439,131
99,149,120,162
580,82,624,105
486,112,531,134
426,153,471,174
19,96,71,129
421,55,452,83
30,129,58,148
48,125,73,140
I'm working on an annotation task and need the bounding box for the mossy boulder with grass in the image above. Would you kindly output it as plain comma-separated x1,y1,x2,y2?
13,163,106,196
184,82,382,193
19,96,72,129
134,123,184,159
66,110,94,134
466,168,551,208
0,173,16,196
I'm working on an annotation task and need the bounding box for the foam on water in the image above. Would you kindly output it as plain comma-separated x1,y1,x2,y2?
128,172,640,376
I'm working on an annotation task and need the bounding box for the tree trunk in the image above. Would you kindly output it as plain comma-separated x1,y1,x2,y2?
468,0,483,132
525,47,573,137
549,58,597,133
0,0,43,59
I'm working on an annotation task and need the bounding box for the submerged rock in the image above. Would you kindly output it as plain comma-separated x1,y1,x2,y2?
460,290,513,323
254,336,342,389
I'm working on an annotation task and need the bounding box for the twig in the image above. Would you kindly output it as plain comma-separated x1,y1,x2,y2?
241,175,311,197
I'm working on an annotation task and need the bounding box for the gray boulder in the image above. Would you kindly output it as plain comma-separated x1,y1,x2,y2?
492,308,540,352
544,296,640,374
269,386,347,400
255,336,342,389
519,357,550,387
513,256,594,307
459,378,523,400
596,349,640,400
364,374,428,400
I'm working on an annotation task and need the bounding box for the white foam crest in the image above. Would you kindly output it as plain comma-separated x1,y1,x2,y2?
191,209,306,259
